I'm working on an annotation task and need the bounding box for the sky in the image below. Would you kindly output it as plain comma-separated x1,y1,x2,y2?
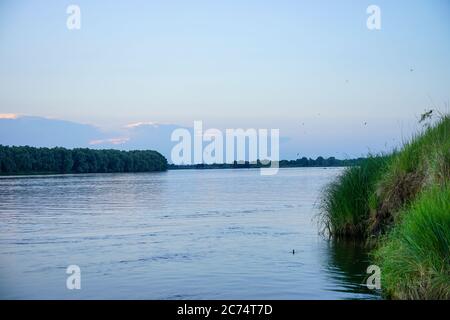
0,0,449,159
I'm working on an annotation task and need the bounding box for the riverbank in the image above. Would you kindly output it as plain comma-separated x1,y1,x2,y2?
0,148,365,176
320,114,450,299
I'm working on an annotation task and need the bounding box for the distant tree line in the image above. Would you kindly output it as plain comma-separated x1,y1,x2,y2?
0,145,168,175
169,157,365,170
280,157,364,167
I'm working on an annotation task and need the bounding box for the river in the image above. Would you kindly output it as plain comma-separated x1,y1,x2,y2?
0,168,380,299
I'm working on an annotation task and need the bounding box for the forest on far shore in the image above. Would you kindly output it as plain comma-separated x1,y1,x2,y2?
0,145,168,175
0,145,366,175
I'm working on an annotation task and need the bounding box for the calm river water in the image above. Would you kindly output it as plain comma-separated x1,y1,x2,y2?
0,168,380,299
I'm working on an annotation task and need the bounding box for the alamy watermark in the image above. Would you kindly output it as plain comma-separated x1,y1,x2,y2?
171,121,280,175
66,265,81,290
366,5,381,30
66,5,81,30
366,265,381,290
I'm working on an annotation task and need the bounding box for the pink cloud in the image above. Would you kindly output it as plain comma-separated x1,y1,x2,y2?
0,113,19,119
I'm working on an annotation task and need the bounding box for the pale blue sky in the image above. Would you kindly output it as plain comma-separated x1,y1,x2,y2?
0,0,449,158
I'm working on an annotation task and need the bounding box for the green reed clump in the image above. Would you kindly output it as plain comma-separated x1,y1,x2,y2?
321,115,450,238
371,115,450,233
320,113,450,299
375,185,450,299
320,155,391,238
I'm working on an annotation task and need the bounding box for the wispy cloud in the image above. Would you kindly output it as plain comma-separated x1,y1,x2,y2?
89,137,130,145
124,121,159,129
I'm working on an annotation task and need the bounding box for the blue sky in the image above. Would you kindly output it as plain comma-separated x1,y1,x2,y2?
0,0,449,158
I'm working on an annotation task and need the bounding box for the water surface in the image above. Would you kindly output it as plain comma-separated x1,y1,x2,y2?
0,168,380,299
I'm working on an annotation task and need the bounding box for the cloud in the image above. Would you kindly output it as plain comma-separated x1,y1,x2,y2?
89,137,130,145
0,113,19,119
0,115,108,148
124,121,159,129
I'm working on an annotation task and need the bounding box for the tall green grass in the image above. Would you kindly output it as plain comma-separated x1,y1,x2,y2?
320,114,450,299
374,185,450,299
321,115,450,238
320,155,391,238
374,115,450,231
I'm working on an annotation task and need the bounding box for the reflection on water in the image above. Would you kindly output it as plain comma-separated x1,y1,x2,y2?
0,168,380,299
324,240,381,299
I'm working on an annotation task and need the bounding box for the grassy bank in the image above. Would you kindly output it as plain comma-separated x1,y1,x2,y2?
320,155,391,238
375,185,450,299
320,114,450,299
